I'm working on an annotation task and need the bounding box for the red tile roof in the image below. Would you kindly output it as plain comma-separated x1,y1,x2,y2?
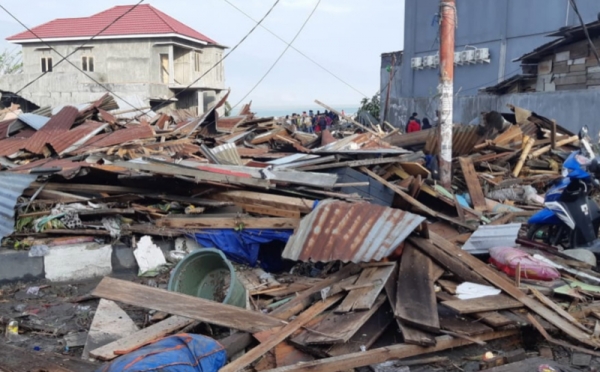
7,4,218,45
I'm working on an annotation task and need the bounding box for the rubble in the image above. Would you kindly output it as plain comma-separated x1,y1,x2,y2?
2,94,600,371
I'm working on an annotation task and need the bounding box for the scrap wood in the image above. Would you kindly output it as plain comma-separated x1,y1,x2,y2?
530,135,579,158
360,167,476,231
89,316,194,361
91,277,285,333
211,190,314,214
155,216,299,229
260,330,518,372
335,264,395,313
427,231,600,349
458,157,487,212
529,287,591,334
395,244,440,333
219,294,344,372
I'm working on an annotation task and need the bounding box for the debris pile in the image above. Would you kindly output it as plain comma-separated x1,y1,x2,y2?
1,94,600,371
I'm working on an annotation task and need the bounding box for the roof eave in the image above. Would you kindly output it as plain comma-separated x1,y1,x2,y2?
6,33,216,46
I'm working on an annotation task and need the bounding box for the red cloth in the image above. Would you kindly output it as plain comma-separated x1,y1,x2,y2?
407,120,421,133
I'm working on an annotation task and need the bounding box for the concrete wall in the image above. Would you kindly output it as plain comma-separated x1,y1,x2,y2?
403,0,600,99
398,89,600,139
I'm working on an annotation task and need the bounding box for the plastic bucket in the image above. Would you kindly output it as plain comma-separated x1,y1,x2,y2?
168,248,246,308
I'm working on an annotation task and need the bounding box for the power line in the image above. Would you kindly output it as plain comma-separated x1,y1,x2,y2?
0,1,145,108
569,0,600,65
222,0,369,98
231,0,321,109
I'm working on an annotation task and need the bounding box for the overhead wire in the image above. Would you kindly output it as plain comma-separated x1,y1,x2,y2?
0,1,145,111
230,0,322,109
222,0,369,99
569,0,600,65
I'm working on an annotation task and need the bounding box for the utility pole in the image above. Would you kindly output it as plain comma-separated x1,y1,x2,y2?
439,0,456,188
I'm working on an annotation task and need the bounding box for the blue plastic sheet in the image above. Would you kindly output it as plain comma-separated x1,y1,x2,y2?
190,229,294,269
97,334,226,372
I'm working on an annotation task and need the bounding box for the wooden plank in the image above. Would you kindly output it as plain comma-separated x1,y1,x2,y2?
399,162,430,177
238,203,301,218
428,231,600,348
89,316,194,361
300,157,407,172
155,217,299,229
219,294,344,372
442,295,523,314
275,343,315,368
395,244,440,333
459,157,487,212
213,191,314,213
326,301,393,356
472,311,516,328
361,167,476,231
384,258,437,346
261,330,518,372
335,264,395,313
91,277,284,333
271,264,360,320
529,287,591,334
292,295,387,345
439,310,493,336
409,236,486,284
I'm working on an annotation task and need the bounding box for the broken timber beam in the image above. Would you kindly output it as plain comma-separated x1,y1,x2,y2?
155,217,299,229
458,157,487,212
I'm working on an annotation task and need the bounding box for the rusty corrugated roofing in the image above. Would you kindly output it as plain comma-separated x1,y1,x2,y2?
74,124,155,154
216,116,248,134
24,106,79,154
282,200,426,263
51,121,108,155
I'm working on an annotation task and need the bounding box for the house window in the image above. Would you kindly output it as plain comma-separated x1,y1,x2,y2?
41,57,53,72
194,51,201,72
82,56,94,72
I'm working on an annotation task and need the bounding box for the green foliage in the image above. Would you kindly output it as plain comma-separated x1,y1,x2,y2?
15,216,33,232
359,94,380,119
0,49,22,75
224,101,232,117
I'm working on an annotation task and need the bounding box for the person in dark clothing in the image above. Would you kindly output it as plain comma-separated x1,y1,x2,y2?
422,117,432,130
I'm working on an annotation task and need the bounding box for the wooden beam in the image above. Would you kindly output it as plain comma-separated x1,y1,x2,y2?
212,190,314,213
395,244,440,333
219,294,344,372
458,157,487,212
551,120,557,150
441,295,523,314
512,137,535,177
530,135,579,158
155,217,299,229
260,330,518,372
299,157,407,172
91,277,284,333
428,232,600,349
360,167,475,231
529,287,591,334
408,236,486,284
335,264,395,313
90,316,193,361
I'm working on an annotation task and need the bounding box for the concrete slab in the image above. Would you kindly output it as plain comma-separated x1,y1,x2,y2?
0,250,44,285
44,243,112,282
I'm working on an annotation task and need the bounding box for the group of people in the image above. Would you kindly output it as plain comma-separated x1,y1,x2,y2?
285,110,340,134
405,112,436,133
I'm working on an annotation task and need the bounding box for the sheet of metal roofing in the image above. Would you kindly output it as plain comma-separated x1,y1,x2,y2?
17,113,51,131
25,106,79,154
216,116,248,134
74,124,156,154
53,121,108,155
0,138,28,157
0,172,37,241
210,143,243,165
282,200,426,263
462,223,522,254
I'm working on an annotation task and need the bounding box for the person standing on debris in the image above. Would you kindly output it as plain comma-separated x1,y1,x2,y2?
303,113,313,133
422,117,432,130
406,113,421,133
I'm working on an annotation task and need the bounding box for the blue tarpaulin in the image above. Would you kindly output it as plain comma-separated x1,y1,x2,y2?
97,334,226,372
190,229,294,269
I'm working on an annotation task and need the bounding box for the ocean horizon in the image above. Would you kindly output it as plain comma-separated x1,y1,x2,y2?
251,105,359,118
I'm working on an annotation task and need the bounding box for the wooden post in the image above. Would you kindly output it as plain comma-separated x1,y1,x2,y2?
551,120,557,149
512,137,535,177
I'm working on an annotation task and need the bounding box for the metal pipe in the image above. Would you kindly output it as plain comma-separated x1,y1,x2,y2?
439,0,456,188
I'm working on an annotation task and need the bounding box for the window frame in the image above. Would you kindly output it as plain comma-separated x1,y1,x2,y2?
82,56,95,72
194,51,201,73
41,57,53,72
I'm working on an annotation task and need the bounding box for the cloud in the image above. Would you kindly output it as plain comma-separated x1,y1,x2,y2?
281,0,352,14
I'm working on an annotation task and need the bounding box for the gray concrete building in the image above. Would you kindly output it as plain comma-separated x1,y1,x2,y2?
0,4,226,114
397,0,600,128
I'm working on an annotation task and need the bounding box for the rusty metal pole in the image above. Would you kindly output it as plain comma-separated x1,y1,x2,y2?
439,0,456,188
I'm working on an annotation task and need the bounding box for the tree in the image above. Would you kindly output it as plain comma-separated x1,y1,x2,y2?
359,94,380,119
0,49,22,75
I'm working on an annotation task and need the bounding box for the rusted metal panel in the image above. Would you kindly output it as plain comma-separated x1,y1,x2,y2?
236,147,270,158
216,115,248,134
51,121,108,155
24,106,79,154
282,200,425,263
0,172,37,241
74,124,155,154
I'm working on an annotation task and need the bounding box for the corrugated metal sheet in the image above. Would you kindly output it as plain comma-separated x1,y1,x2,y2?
25,106,79,154
0,138,28,157
17,113,50,131
0,172,37,241
216,115,248,134
210,143,243,165
282,200,426,263
462,223,521,254
0,119,16,137
424,125,484,157
53,121,108,155
74,124,155,154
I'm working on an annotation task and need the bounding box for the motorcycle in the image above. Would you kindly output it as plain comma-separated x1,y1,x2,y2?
526,127,600,252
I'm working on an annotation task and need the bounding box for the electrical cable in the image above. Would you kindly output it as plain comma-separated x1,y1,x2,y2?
0,1,145,109
230,0,321,109
139,0,282,135
222,0,369,99
569,0,600,65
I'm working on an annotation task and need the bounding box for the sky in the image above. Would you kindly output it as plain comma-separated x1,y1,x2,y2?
0,0,405,110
